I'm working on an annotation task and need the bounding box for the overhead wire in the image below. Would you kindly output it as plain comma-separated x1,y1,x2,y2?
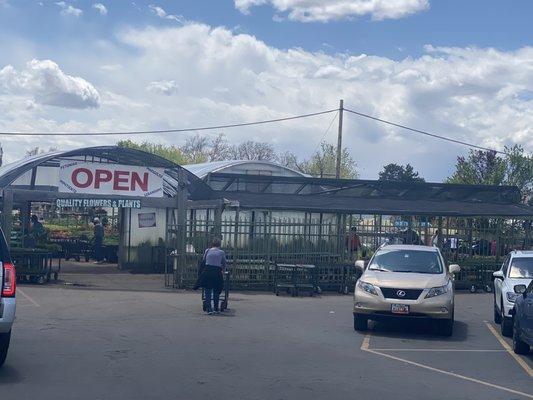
0,109,338,137
0,102,513,156
310,111,338,155
343,107,507,155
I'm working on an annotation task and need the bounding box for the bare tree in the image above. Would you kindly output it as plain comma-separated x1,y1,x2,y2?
232,141,276,161
25,147,58,157
181,135,210,164
208,134,234,161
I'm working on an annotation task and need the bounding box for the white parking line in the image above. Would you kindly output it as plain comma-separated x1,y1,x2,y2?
485,321,533,378
17,288,41,308
365,347,533,399
360,331,533,399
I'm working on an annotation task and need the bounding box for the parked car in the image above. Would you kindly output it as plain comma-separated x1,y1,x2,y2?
353,244,460,336
0,228,16,367
493,250,533,337
510,281,533,354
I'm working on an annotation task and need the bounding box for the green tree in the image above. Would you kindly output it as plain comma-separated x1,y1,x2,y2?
378,163,425,182
117,140,188,165
447,150,506,186
279,142,358,179
447,145,532,202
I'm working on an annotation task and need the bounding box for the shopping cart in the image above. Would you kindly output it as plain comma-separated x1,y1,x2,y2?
274,263,318,297
202,269,230,311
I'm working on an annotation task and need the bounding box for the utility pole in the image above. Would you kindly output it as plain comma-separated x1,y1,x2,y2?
335,99,344,179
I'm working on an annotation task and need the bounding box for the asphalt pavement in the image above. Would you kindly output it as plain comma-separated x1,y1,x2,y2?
1,285,532,400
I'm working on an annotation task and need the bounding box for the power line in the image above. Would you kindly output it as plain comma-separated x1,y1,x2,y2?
0,109,338,137
311,111,338,155
344,107,507,155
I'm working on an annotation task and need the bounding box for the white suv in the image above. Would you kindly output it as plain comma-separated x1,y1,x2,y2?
0,229,16,368
493,250,533,337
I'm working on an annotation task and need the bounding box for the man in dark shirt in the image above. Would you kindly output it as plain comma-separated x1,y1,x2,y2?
93,218,105,264
347,227,361,261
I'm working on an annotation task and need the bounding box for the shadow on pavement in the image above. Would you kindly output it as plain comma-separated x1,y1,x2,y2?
0,365,23,384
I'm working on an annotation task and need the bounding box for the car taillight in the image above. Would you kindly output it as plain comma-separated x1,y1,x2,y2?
2,262,16,297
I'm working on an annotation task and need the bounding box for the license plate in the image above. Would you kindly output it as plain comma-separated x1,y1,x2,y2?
391,304,410,314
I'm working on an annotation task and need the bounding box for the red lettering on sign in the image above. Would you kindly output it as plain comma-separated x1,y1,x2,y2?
113,171,129,191
94,169,113,189
131,172,149,192
72,168,93,188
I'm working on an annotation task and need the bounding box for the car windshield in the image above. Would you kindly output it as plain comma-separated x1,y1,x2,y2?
369,249,443,274
508,258,533,279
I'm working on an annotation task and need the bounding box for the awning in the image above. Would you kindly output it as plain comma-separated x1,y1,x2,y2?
222,192,533,217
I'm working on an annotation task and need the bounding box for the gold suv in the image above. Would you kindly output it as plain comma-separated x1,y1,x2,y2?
353,245,460,336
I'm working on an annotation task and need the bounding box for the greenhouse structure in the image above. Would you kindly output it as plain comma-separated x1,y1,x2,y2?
0,146,531,291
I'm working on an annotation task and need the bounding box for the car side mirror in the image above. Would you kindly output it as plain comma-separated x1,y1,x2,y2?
493,270,504,280
449,264,460,274
354,260,365,272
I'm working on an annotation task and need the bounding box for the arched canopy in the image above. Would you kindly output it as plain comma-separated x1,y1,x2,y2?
184,159,308,179
0,146,214,202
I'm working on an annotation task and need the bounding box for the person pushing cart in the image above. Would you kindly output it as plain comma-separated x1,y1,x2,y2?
195,238,228,315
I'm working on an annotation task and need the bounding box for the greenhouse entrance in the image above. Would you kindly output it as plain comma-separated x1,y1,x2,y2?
0,146,214,283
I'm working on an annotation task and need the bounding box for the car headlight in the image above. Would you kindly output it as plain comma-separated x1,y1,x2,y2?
425,284,449,298
358,280,378,296
506,292,520,303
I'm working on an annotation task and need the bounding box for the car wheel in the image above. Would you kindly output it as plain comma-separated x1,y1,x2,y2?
353,314,368,332
513,321,530,355
493,297,502,324
501,301,513,337
0,331,11,368
437,315,454,337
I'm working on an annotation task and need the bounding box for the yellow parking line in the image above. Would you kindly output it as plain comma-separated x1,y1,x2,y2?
370,348,506,352
17,288,41,308
360,332,371,350
484,321,533,378
364,348,533,399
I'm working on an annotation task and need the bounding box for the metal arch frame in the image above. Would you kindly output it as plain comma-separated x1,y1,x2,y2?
0,146,214,200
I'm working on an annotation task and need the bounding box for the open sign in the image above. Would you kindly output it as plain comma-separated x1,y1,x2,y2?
59,161,164,197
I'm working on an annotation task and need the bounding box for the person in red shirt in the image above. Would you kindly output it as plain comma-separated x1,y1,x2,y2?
347,227,361,260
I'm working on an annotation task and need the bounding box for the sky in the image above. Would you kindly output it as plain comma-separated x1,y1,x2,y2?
0,0,532,181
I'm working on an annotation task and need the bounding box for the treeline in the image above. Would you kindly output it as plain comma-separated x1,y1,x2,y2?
118,134,358,179
118,136,531,204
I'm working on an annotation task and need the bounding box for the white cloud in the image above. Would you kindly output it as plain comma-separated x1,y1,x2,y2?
93,3,108,16
55,1,83,17
234,0,429,22
147,80,179,95
148,4,185,23
100,64,122,71
114,26,532,173
0,24,531,180
0,59,100,109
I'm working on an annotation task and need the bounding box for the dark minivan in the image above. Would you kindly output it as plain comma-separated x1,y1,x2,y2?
512,280,533,354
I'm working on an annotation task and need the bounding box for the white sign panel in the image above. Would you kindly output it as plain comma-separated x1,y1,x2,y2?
59,161,164,197
138,212,157,228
